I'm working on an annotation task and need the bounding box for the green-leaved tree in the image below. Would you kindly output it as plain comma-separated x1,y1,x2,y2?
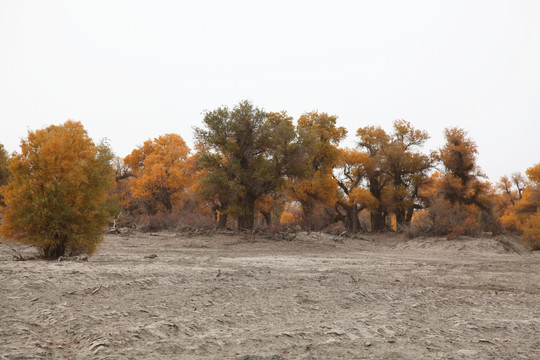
195,101,299,229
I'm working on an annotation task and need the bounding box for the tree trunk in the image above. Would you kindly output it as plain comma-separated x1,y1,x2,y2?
237,196,255,230
211,206,218,222
337,201,360,233
302,200,315,230
238,213,254,230
405,206,415,225
213,204,229,229
43,237,66,259
159,191,173,213
350,206,359,233
395,211,406,230
218,213,228,229
371,210,386,232
260,210,272,226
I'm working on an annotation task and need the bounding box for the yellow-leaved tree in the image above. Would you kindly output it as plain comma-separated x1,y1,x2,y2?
334,148,378,233
124,133,191,213
502,163,540,249
289,111,347,229
0,121,114,258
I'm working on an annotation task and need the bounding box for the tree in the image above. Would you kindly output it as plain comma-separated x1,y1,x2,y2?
342,120,433,232
334,148,378,232
124,134,191,213
0,144,10,206
0,121,114,258
195,101,298,230
382,120,433,228
354,125,390,231
415,128,494,236
437,127,490,209
498,163,540,248
289,111,347,229
193,158,235,229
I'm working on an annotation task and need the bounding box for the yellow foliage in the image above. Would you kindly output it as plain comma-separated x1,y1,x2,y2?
290,111,346,222
521,210,540,249
124,134,191,212
411,209,429,226
255,194,273,213
292,170,337,207
496,163,540,247
500,209,521,232
280,211,296,224
438,127,478,179
349,187,378,209
0,121,114,258
514,188,538,219
526,163,540,184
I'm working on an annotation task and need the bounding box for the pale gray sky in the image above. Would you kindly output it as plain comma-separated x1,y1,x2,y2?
1,0,539,181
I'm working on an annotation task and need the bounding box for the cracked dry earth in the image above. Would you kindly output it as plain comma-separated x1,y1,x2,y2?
1,232,539,359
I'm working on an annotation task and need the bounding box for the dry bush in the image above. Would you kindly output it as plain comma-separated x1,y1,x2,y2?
133,213,180,232
128,211,213,232
446,225,464,240
486,215,504,236
358,209,371,231
425,197,461,235
406,210,432,238
323,221,347,236
461,216,482,236
303,211,332,231
408,198,485,238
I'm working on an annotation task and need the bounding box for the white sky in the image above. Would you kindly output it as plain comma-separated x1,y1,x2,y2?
1,0,539,181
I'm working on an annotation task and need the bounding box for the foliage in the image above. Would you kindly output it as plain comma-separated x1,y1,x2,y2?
279,203,303,225
409,196,483,237
255,192,286,226
337,120,433,232
289,112,346,228
383,120,433,227
521,210,540,250
280,211,296,224
410,127,495,237
132,211,214,232
2,109,535,242
0,144,10,205
354,126,389,215
0,121,114,258
498,163,540,248
124,134,192,213
334,148,377,232
437,127,490,209
195,101,299,229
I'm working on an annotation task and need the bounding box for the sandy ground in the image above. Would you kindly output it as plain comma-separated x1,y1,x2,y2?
1,231,539,360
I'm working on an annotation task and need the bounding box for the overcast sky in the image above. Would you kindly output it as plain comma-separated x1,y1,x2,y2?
1,0,539,181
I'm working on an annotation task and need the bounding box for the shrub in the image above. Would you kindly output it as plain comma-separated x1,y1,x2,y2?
0,121,114,258
132,211,214,232
462,216,482,236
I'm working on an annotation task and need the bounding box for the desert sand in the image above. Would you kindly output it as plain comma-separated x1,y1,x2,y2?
1,231,539,359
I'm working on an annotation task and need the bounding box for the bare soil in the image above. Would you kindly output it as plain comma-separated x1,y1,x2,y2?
1,231,539,359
